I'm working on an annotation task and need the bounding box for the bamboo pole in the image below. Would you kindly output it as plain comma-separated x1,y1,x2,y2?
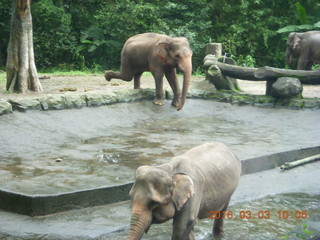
280,154,320,170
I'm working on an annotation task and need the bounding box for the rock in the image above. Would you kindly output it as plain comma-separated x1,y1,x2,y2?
9,98,42,112
0,101,13,115
100,91,118,105
140,89,156,101
38,95,66,110
63,92,86,109
271,77,303,98
85,93,106,107
113,89,149,103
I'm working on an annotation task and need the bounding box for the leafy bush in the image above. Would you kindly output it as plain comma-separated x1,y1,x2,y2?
0,0,12,67
1,0,316,71
32,0,77,68
277,1,320,33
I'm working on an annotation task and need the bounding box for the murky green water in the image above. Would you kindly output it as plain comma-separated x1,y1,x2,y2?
0,100,319,194
104,193,320,240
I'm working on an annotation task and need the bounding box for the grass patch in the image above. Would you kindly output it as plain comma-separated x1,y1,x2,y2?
38,69,104,76
0,72,6,86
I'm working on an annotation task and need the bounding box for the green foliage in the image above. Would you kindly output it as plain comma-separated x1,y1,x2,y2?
207,0,296,68
281,223,315,239
94,0,168,68
277,1,320,33
32,0,77,68
0,0,12,67
312,64,320,70
237,55,256,68
0,71,6,85
296,2,309,24
1,0,317,70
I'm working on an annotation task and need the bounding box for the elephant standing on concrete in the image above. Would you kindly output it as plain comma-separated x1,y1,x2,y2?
285,31,320,70
105,33,193,111
127,142,241,240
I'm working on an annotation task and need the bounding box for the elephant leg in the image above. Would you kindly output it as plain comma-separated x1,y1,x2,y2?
171,195,201,240
165,68,181,107
213,202,229,235
304,61,313,70
151,70,164,106
134,72,143,89
105,70,134,82
188,228,195,240
105,60,135,82
297,49,311,70
172,217,196,240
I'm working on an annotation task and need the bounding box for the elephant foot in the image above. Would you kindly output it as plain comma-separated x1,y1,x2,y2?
153,98,164,106
171,98,180,108
105,71,113,81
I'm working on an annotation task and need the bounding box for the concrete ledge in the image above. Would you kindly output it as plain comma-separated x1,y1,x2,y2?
1,88,156,115
0,145,319,216
1,87,320,116
0,183,133,216
0,100,12,115
241,145,320,175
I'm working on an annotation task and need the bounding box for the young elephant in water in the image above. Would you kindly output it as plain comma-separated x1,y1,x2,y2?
127,142,241,240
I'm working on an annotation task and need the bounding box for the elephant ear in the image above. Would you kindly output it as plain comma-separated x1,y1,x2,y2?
172,173,195,211
293,34,301,50
157,42,171,61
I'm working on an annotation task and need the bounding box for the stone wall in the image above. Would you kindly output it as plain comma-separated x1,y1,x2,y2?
1,86,320,116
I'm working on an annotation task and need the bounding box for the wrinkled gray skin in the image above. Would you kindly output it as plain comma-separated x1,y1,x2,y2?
285,31,320,70
105,33,193,111
127,142,241,240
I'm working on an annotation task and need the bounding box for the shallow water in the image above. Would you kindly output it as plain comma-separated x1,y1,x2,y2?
104,193,320,240
0,100,319,194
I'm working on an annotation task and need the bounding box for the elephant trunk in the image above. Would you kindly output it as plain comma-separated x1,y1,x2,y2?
127,207,152,240
177,57,192,111
285,49,294,65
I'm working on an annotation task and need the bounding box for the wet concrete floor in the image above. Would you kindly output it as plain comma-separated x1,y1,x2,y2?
0,100,319,195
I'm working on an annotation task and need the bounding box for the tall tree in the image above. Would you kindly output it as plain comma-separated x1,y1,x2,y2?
6,0,42,93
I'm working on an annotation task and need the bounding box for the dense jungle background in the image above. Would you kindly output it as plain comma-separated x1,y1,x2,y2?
0,0,319,72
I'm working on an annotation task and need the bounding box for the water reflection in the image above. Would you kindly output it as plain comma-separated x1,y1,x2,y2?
0,100,319,194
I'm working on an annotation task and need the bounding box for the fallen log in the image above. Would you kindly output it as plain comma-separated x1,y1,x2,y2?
254,66,320,84
204,59,320,84
204,60,258,80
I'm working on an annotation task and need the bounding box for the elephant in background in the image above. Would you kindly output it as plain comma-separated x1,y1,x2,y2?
285,31,320,70
105,33,193,111
127,142,241,240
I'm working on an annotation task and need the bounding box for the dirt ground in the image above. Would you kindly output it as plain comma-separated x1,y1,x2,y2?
0,73,319,99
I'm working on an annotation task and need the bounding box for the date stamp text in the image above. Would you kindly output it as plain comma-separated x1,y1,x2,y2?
208,210,308,220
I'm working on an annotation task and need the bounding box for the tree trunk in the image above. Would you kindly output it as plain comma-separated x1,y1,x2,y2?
204,59,320,84
205,43,222,57
6,0,42,93
254,66,320,84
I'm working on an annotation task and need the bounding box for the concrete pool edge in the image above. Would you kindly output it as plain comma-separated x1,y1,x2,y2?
1,87,320,115
0,145,319,216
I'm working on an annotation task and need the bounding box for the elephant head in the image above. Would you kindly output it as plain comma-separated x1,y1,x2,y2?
285,32,302,65
127,166,195,240
157,37,193,111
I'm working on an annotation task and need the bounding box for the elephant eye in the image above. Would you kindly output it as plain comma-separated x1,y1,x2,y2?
175,54,181,59
149,200,161,209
